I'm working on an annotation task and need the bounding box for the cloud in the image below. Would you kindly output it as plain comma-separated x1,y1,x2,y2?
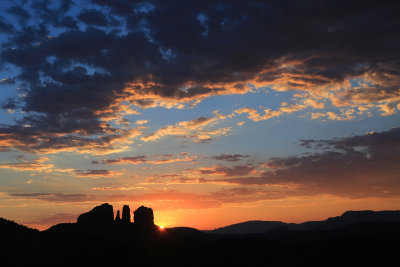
311,109,356,121
0,78,15,85
77,9,108,26
102,156,147,165
75,169,123,178
8,193,98,202
0,124,142,155
142,115,231,143
187,164,256,177
0,156,53,171
234,96,325,122
0,0,399,154
91,186,144,191
101,153,197,165
6,191,221,210
210,127,400,198
135,120,148,125
6,188,284,210
0,16,15,33
211,154,250,162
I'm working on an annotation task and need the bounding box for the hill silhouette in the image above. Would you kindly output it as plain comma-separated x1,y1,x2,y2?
208,210,400,235
1,204,400,267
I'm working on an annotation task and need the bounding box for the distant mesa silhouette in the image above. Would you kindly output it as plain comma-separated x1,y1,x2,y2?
77,203,114,226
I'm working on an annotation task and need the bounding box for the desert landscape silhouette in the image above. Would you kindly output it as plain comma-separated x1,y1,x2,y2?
1,203,400,267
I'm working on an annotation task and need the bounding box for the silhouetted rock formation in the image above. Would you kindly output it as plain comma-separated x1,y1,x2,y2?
122,205,131,223
134,206,154,229
115,210,121,223
77,203,114,226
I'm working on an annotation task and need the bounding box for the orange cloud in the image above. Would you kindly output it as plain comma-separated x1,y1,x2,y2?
101,153,198,165
0,156,53,172
142,114,231,143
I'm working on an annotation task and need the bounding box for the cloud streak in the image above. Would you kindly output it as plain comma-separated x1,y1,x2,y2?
0,156,53,171
101,153,197,165
75,169,123,178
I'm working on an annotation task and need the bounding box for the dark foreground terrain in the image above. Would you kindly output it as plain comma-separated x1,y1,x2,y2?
1,204,400,267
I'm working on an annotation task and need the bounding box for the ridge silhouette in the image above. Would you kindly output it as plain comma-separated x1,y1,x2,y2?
1,205,400,267
207,210,400,235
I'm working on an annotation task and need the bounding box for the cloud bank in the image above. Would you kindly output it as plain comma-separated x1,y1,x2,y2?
0,0,399,153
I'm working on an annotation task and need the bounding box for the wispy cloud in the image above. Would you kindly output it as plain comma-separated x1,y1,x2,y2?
142,114,231,143
101,153,197,165
75,169,124,178
0,156,53,171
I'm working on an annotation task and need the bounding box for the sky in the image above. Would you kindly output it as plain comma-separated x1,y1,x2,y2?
0,0,399,230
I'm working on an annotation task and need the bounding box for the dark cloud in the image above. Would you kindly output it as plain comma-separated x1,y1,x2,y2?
0,0,399,152
78,9,108,26
1,98,17,111
0,78,15,85
188,164,255,177
75,169,122,177
211,154,250,162
212,127,400,198
0,16,15,33
0,122,141,154
7,5,31,25
102,156,147,165
30,0,77,29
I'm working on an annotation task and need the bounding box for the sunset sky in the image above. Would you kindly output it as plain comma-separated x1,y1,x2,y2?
0,0,399,230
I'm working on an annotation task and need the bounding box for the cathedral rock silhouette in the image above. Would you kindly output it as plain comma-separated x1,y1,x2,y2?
76,203,156,231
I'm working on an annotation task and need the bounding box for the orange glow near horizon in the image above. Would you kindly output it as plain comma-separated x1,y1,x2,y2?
4,196,400,231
